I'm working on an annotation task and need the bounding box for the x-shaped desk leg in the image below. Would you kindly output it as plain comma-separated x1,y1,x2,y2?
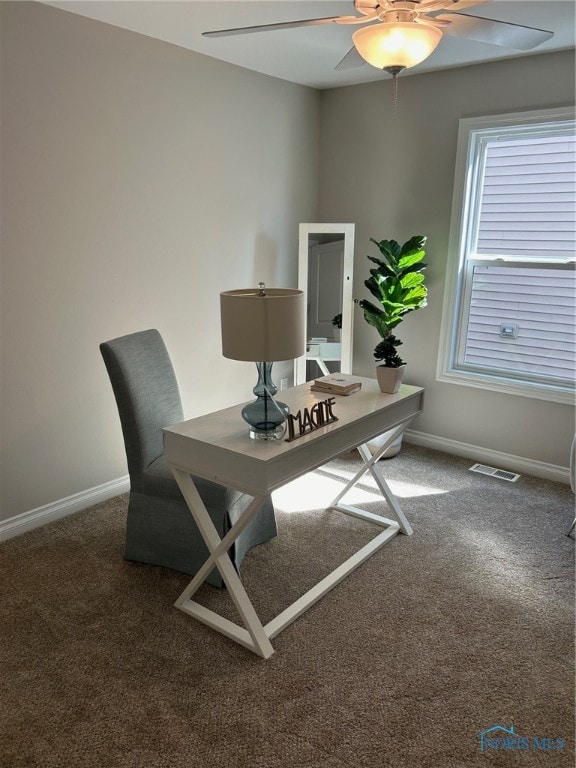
329,420,414,536
171,468,275,658
170,419,414,658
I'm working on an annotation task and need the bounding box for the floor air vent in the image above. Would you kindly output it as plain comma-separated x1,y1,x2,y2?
469,463,520,482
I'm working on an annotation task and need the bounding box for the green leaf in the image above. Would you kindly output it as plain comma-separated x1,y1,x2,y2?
357,299,390,337
400,272,425,289
403,286,428,305
374,239,401,265
398,249,426,271
366,255,396,276
380,298,406,312
365,278,385,303
400,235,426,255
400,261,428,277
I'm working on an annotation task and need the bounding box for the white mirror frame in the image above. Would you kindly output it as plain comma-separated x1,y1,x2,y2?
295,223,355,385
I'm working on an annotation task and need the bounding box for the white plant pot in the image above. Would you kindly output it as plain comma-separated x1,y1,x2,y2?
367,429,404,459
376,364,406,394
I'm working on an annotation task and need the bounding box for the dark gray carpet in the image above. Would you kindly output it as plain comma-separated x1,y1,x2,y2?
1,444,574,767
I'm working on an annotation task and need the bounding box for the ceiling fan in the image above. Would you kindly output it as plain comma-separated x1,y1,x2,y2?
203,0,554,77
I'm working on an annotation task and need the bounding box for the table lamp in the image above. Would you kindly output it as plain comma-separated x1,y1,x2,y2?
220,283,305,440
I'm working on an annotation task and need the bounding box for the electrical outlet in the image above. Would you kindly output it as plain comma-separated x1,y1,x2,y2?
280,377,288,391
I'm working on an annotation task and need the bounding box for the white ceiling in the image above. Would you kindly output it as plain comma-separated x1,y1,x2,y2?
45,1,576,89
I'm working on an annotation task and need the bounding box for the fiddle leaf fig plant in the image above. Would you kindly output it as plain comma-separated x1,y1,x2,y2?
356,235,428,368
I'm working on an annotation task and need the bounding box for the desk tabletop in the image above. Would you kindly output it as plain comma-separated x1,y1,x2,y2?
163,378,424,496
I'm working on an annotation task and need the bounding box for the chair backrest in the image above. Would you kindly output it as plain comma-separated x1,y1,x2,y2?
100,329,184,480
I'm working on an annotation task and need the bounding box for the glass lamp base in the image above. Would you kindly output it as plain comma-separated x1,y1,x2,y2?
248,423,286,441
241,362,289,441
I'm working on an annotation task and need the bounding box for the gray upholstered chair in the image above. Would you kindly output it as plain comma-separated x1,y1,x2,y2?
100,329,277,586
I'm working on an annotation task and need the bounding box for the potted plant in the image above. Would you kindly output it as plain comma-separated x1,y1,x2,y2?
356,235,428,394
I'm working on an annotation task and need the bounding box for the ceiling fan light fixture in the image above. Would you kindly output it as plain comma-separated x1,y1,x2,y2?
352,21,442,71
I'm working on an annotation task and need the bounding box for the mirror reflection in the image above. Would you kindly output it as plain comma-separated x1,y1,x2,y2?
296,223,355,384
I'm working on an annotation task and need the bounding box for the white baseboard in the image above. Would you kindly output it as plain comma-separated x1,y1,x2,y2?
0,432,570,543
404,429,570,485
0,475,130,542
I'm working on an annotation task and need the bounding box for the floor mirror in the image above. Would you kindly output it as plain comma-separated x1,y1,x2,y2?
295,223,355,385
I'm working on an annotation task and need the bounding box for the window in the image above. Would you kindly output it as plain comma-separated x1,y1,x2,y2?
438,107,576,404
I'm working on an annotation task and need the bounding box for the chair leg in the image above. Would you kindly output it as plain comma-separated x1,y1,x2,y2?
566,518,576,537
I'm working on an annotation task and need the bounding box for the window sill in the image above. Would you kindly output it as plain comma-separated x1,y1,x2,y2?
436,368,575,405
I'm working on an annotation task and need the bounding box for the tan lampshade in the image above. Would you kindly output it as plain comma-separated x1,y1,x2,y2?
220,287,305,362
353,22,442,70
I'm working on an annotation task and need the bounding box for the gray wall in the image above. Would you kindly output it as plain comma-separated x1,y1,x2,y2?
0,2,320,520
318,50,575,468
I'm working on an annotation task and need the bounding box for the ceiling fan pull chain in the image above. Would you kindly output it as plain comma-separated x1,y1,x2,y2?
384,65,404,118
392,71,399,118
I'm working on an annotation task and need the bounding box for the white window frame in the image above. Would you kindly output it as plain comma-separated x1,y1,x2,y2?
437,106,576,405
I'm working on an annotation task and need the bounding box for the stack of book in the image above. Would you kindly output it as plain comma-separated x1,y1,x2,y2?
310,375,362,397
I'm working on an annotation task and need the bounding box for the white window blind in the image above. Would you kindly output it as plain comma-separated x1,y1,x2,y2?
438,107,576,403
477,134,576,258
463,263,576,384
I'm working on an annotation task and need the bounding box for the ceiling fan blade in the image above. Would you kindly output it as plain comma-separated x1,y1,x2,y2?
334,46,367,71
437,12,553,50
416,15,451,29
202,16,342,38
421,0,490,12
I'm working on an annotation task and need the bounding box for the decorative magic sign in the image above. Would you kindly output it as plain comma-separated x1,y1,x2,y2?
285,397,338,442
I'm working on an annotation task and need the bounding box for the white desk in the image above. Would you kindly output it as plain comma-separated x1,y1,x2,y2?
163,378,424,658
306,340,341,376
